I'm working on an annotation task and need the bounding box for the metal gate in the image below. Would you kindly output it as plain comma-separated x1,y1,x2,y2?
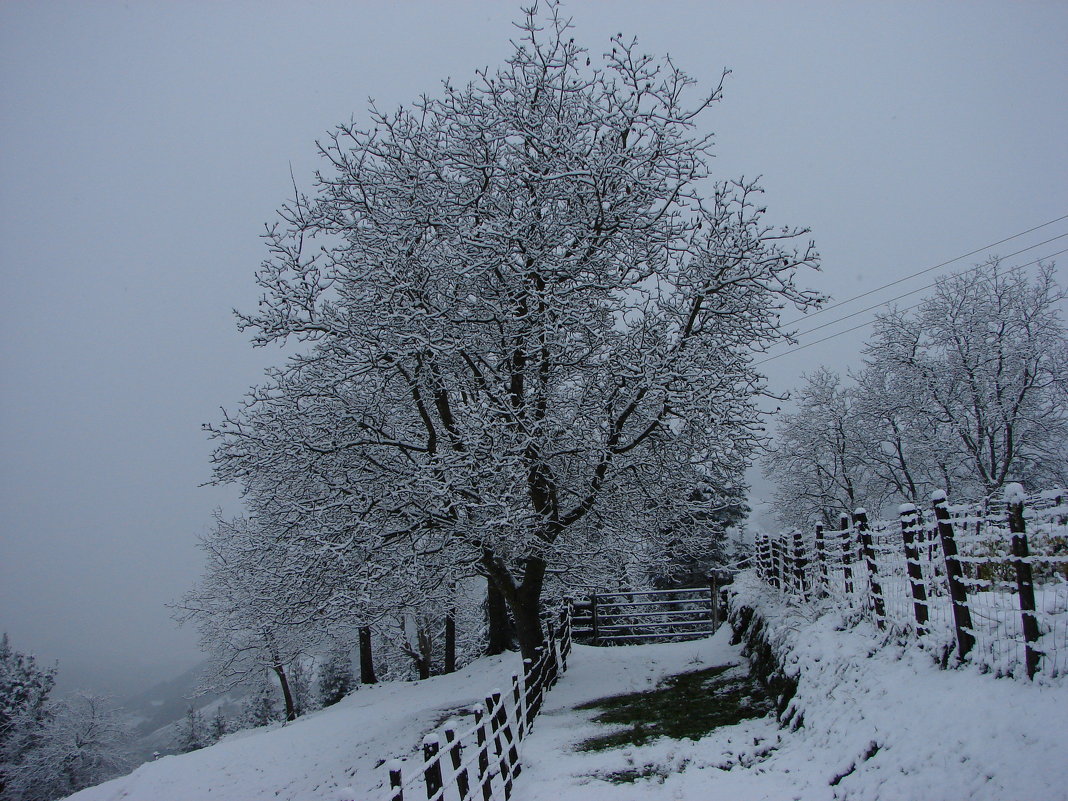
570,584,723,645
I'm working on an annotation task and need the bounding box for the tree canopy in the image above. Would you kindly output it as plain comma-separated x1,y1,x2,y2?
207,3,821,657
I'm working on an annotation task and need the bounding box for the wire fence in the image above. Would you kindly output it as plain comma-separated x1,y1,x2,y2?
381,602,574,801
755,487,1068,680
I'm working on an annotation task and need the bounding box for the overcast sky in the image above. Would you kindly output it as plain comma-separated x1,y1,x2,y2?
1,1,1066,695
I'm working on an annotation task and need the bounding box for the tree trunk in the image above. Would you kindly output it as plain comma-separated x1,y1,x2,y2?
271,663,297,722
485,581,515,655
483,552,546,660
444,610,456,674
359,626,377,684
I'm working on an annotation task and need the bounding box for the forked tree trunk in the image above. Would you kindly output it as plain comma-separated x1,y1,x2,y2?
486,581,515,655
484,554,546,661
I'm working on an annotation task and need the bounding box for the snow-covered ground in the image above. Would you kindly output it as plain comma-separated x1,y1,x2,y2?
64,652,525,801
67,584,1068,800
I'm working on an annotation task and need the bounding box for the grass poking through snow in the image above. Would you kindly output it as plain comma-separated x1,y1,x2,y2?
573,663,773,756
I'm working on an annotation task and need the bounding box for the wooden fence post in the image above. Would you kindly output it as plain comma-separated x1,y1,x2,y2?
590,594,600,645
770,536,782,589
854,509,886,629
899,503,929,635
932,491,975,661
1006,486,1042,680
422,735,443,801
840,513,854,596
388,760,404,801
814,522,828,593
755,535,767,581
488,691,516,797
511,671,527,740
709,574,719,629
473,704,493,801
792,529,808,597
443,721,470,801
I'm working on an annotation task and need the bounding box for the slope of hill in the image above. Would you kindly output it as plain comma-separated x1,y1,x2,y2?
65,603,1068,801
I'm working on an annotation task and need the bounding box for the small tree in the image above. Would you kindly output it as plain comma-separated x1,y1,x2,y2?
175,704,207,754
318,647,355,708
0,633,56,798
209,708,228,743
239,676,278,729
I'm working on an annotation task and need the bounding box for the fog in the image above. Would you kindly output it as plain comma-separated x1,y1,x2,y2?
1,0,1065,695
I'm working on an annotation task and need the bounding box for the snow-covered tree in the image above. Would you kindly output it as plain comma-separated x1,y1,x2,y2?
318,646,355,708
210,3,821,658
173,515,322,722
865,258,1068,498
0,634,56,799
765,259,1068,521
175,704,207,754
239,676,279,729
2,691,132,801
209,708,228,743
762,369,878,528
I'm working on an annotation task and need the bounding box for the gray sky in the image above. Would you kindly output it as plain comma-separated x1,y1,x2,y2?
1,1,1066,694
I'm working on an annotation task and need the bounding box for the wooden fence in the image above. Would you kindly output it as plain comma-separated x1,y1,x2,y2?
755,487,1068,680
382,602,574,801
571,581,728,645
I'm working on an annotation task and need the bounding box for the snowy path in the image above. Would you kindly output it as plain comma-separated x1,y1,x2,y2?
515,598,1068,801
514,630,817,801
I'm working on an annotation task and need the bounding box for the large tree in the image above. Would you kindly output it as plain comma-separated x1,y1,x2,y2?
213,4,820,657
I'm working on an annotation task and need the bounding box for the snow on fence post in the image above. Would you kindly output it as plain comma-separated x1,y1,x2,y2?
1005,484,1042,680
840,513,855,597
421,735,443,801
472,704,493,801
899,504,929,636
814,522,828,593
443,721,470,801
754,535,767,581
388,760,404,801
792,528,808,597
932,490,975,661
590,594,601,645
853,509,886,629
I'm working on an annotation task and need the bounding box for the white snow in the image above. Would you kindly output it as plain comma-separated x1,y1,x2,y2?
65,581,1068,801
1004,482,1027,505
63,652,524,801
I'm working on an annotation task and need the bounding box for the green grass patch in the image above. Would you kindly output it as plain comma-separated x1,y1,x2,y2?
574,663,772,754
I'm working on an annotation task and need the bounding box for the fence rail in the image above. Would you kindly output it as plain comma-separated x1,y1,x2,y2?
383,602,574,801
755,487,1068,680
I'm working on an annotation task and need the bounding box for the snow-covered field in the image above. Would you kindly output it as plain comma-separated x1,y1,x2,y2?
67,584,1068,801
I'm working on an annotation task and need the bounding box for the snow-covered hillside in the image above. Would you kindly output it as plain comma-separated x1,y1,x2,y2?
67,597,1068,801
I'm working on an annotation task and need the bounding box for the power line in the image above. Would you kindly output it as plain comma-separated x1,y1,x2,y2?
786,213,1068,326
788,243,1068,342
756,246,1067,366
